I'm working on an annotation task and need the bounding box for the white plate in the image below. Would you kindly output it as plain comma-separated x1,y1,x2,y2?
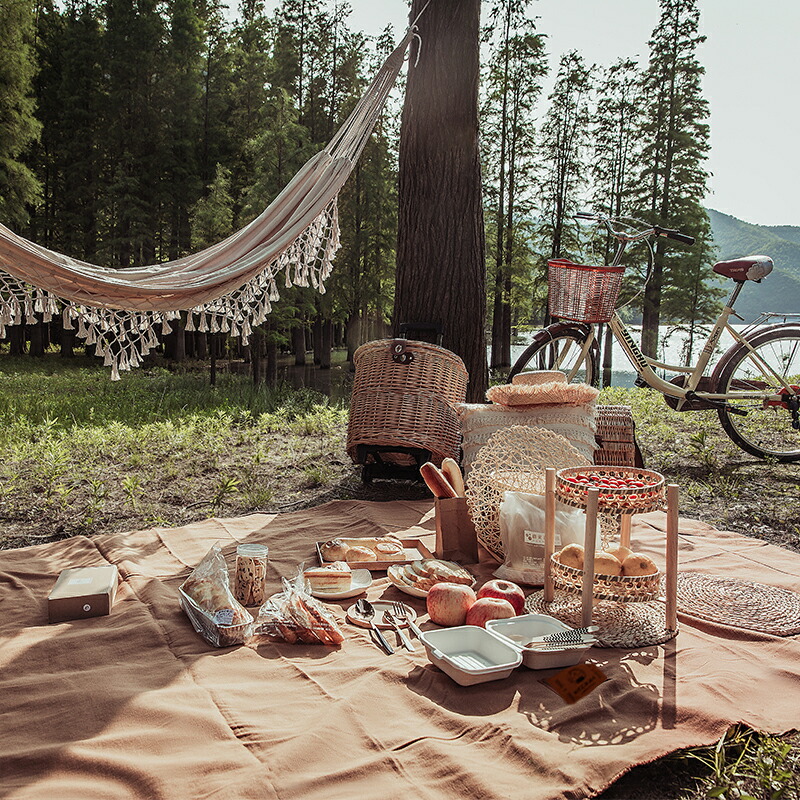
310,569,372,600
346,600,418,629
387,564,429,598
387,562,477,599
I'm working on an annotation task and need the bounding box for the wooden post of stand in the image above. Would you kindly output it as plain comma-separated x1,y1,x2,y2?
665,484,679,631
544,468,556,603
581,488,599,628
619,513,632,549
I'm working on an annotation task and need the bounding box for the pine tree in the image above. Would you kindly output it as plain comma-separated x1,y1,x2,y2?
56,1,104,261
190,163,234,249
536,50,591,267
163,0,205,259
102,0,168,266
481,0,545,369
590,58,641,263
197,1,235,189
636,0,710,357
0,0,42,226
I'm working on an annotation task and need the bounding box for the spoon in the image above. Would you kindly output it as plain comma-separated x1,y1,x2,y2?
354,599,394,654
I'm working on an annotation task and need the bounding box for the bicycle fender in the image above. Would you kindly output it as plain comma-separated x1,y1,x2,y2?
710,325,800,390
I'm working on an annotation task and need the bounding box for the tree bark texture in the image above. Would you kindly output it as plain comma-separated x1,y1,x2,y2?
394,0,487,402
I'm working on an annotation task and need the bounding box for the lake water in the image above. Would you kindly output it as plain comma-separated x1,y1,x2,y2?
278,324,743,397
509,324,745,388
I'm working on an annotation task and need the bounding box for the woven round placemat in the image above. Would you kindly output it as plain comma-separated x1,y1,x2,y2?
525,590,678,648
674,572,800,636
465,425,587,561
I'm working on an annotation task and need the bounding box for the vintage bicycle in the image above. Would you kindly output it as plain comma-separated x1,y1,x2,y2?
508,213,800,462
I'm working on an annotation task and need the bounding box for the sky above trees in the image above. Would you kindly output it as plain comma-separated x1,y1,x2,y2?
285,0,798,227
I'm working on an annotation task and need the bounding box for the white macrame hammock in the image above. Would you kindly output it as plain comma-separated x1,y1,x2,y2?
0,30,413,379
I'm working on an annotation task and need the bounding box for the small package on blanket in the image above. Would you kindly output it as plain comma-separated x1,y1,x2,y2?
179,543,254,647
255,570,345,646
495,491,590,586
48,565,119,623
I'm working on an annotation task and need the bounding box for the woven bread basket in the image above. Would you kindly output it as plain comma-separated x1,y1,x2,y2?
347,339,468,466
550,556,662,603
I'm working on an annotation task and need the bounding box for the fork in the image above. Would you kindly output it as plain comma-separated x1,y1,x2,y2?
391,602,423,640
383,609,415,652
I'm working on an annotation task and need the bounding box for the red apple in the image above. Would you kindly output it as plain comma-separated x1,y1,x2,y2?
426,582,477,627
465,596,516,628
477,579,525,615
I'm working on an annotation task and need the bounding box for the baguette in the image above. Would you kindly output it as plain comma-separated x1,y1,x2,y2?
420,462,458,499
440,458,465,497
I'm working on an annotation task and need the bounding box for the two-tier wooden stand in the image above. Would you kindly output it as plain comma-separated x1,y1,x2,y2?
526,466,679,648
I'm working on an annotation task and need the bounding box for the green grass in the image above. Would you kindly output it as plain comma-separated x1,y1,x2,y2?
0,355,349,545
0,355,798,799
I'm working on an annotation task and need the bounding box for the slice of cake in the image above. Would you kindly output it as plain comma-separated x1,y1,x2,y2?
303,561,352,592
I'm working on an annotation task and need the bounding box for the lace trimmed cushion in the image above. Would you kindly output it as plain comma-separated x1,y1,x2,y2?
456,402,597,476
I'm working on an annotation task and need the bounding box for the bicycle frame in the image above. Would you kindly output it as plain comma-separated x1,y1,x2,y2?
567,219,798,406
567,284,793,405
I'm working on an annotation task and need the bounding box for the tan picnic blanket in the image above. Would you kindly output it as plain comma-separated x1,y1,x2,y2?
1,500,799,800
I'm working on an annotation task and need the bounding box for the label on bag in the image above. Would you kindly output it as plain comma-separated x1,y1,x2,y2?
524,530,562,547
214,609,235,626
542,663,608,704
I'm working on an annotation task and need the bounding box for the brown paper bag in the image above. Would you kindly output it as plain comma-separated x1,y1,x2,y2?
435,497,478,564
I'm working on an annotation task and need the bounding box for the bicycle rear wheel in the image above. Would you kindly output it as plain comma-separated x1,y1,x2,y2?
715,326,800,461
509,324,598,385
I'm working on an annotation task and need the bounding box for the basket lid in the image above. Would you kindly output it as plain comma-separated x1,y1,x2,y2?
511,371,567,386
486,381,599,408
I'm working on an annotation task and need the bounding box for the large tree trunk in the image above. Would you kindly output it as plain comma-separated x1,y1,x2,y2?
394,0,487,402
321,319,333,369
291,324,306,366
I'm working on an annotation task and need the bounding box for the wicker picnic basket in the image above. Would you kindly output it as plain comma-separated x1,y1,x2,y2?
347,339,468,467
548,258,625,324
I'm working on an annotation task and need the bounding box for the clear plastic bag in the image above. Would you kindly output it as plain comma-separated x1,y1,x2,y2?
179,543,254,647
495,491,592,586
255,570,345,646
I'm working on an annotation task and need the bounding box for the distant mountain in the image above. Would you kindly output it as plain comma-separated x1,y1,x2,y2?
706,208,800,322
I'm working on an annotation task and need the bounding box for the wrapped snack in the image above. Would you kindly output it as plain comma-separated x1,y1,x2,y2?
180,543,254,647
234,543,269,606
255,571,345,646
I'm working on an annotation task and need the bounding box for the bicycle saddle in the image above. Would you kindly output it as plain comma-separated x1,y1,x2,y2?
712,255,773,282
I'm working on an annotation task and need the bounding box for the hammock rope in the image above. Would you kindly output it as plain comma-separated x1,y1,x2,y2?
0,27,414,379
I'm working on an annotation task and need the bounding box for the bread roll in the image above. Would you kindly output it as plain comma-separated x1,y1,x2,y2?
320,539,350,562
606,545,633,564
594,553,623,576
420,462,458,499
345,545,376,563
441,458,466,497
375,541,405,558
622,553,658,576
557,543,584,570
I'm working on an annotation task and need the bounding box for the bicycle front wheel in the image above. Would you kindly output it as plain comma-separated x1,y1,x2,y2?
509,324,598,385
715,326,800,461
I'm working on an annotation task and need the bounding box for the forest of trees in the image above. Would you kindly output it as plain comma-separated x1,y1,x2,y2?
0,0,715,383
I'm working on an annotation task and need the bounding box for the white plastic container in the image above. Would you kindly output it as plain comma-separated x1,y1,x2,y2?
486,614,593,670
418,625,523,686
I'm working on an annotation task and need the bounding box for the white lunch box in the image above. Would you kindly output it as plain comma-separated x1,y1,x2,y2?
418,625,522,686
486,614,594,670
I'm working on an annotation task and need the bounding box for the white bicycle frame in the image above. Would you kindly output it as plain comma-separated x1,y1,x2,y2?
560,224,796,404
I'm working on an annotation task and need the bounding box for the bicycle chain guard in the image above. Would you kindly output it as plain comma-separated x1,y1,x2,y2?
763,386,800,430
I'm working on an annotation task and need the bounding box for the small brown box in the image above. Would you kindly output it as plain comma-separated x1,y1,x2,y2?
48,565,119,623
435,497,479,564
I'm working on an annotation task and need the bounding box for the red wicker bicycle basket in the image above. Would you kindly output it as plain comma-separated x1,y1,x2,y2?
547,258,625,323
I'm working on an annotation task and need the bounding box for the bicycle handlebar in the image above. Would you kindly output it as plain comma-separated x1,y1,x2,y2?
576,212,695,247
654,226,695,246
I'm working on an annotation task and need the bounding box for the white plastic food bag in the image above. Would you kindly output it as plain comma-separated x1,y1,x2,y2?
495,491,595,586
